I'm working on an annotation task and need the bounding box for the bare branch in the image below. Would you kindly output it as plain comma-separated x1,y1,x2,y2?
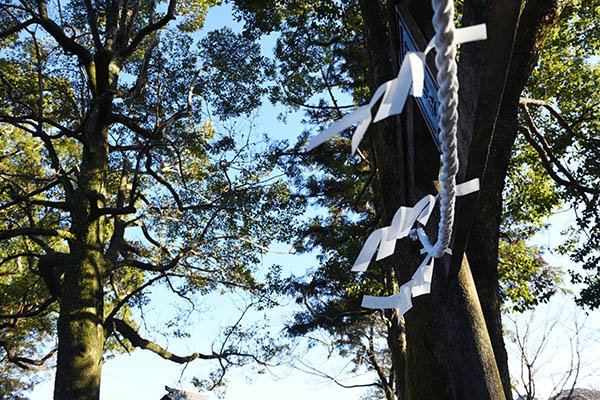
111,318,222,363
104,274,169,325
293,358,381,390
519,97,575,136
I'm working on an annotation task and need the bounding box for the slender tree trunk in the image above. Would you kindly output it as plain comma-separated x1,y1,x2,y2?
54,50,116,400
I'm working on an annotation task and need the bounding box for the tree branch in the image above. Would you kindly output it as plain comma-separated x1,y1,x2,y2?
111,113,157,140
519,97,574,137
117,34,158,99
34,1,92,63
111,318,222,363
0,177,66,211
365,327,393,397
0,341,57,370
0,227,74,241
122,0,176,59
83,0,101,49
0,18,36,39
519,102,596,200
0,196,69,211
0,297,56,319
293,358,381,390
104,274,169,325
120,254,183,272
93,205,136,217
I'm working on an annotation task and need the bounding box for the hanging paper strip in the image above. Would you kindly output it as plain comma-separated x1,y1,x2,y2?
305,24,487,155
357,179,479,314
352,179,479,273
304,16,487,317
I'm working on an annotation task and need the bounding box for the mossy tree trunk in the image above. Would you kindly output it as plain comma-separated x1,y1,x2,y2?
54,49,118,400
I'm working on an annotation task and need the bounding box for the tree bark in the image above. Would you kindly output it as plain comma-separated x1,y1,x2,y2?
356,0,558,398
54,49,115,400
461,2,565,399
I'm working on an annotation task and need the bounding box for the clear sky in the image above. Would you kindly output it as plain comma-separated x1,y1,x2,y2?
26,3,600,400
503,209,600,399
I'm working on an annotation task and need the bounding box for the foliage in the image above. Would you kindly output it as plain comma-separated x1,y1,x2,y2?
498,240,564,312
196,27,274,118
517,1,600,307
0,0,302,396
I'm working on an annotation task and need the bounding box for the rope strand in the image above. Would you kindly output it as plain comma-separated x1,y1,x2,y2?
419,0,459,258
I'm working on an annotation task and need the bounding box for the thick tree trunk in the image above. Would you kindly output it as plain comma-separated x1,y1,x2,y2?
429,257,506,399
461,2,565,399
451,1,523,397
54,126,109,398
54,247,106,400
54,50,115,399
385,316,406,400
357,0,532,398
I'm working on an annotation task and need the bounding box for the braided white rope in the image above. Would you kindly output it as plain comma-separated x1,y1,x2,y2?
417,0,460,258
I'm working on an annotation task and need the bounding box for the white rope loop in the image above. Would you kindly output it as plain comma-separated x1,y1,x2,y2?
419,0,460,258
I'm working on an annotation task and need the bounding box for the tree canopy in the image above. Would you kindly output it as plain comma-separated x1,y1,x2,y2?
0,1,302,398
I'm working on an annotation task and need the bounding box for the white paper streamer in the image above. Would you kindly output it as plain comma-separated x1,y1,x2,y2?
376,195,434,261
309,21,488,314
376,226,397,262
305,24,487,154
454,23,487,45
306,81,392,152
373,52,424,123
410,255,434,297
360,253,434,315
455,178,480,196
352,228,384,272
353,179,479,272
362,282,413,315
306,105,371,150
